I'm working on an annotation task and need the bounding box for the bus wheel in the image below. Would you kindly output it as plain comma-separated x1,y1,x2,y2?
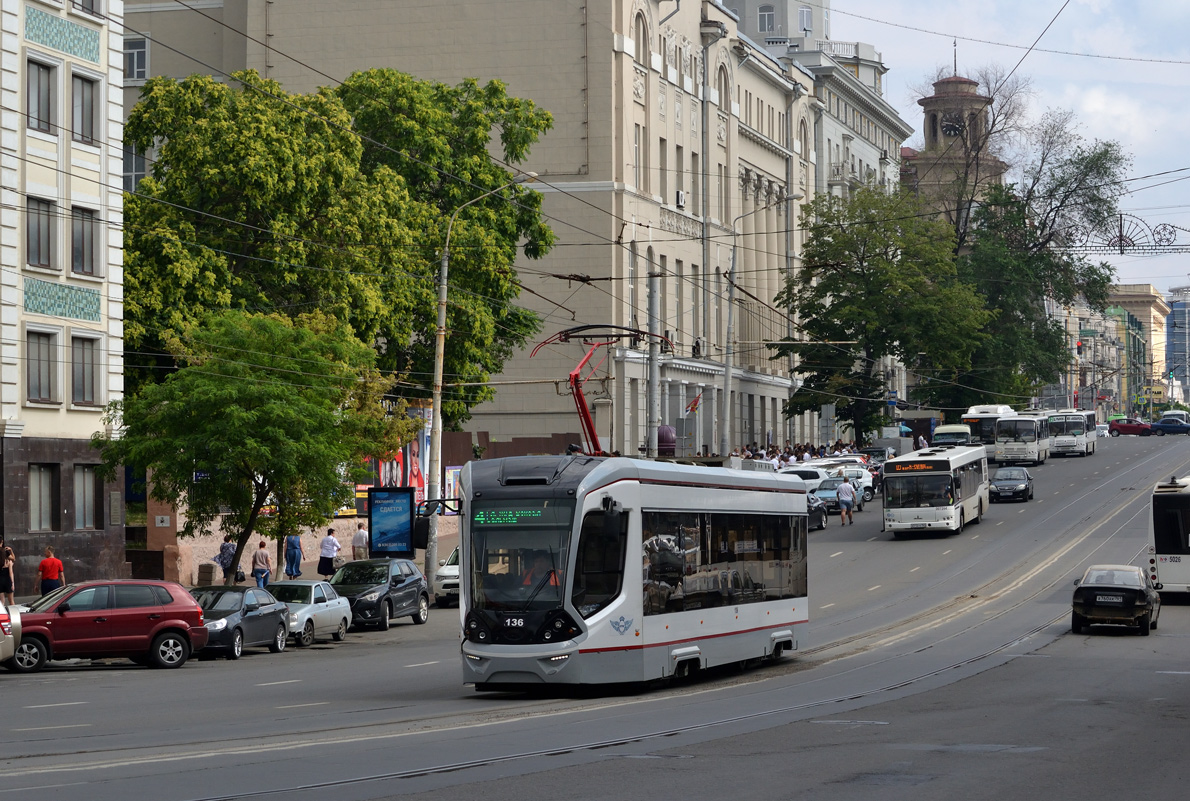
973,502,983,524
957,511,965,532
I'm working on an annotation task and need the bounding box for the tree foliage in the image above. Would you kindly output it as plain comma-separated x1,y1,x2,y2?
124,69,553,426
93,311,417,567
773,188,991,440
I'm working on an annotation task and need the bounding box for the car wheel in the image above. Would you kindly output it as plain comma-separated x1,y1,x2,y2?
150,632,191,669
1142,430,1151,437
862,488,874,503
412,594,429,625
333,619,348,642
1138,611,1152,635
5,637,48,673
1110,429,1120,437
228,629,244,660
297,620,315,647
377,601,391,631
435,597,451,608
1158,429,1166,437
269,624,287,653
1071,611,1084,634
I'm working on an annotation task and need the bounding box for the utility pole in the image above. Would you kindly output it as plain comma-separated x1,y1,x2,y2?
647,267,661,457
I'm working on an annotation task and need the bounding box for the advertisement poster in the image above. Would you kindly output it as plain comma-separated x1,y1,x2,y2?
355,405,433,516
368,487,415,556
443,466,462,515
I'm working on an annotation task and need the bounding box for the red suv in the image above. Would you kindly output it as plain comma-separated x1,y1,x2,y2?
4,580,209,673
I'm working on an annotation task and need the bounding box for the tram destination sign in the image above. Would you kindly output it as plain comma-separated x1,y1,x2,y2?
888,460,951,473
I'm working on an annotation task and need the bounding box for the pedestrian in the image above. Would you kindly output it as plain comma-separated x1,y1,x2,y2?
0,545,15,606
352,521,369,561
36,545,65,596
216,535,238,585
318,527,342,579
836,477,856,526
250,541,272,588
283,531,304,579
917,433,928,450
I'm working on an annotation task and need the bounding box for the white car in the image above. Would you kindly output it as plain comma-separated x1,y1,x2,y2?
267,581,351,647
1095,424,1110,438
828,466,876,503
434,547,460,608
0,603,19,665
778,466,835,493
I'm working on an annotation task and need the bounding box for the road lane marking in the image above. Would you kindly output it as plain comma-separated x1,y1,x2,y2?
23,702,88,709
867,537,877,542
404,661,440,668
256,680,302,687
971,535,979,539
867,585,881,591
997,522,1004,526
820,603,835,609
276,703,329,709
1156,671,1190,675
943,550,952,555
12,724,91,732
910,567,920,572
829,551,843,558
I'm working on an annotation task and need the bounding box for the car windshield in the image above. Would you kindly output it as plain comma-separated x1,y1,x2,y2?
191,589,245,611
468,498,574,612
1082,568,1143,588
884,475,954,508
932,433,966,444
445,547,459,567
996,419,1037,442
818,478,843,491
331,563,389,585
268,585,313,604
23,584,75,612
994,469,1027,481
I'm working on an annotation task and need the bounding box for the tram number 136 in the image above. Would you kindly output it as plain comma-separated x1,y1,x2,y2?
504,617,526,627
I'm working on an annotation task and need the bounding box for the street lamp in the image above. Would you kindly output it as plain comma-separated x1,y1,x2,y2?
425,171,537,579
718,190,803,458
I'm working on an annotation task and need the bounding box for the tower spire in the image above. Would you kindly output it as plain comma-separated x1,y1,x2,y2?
953,39,957,76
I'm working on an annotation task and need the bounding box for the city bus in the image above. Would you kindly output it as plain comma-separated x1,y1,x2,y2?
1147,475,1190,593
1049,408,1096,457
994,411,1053,465
457,455,809,688
882,444,989,537
962,405,1015,463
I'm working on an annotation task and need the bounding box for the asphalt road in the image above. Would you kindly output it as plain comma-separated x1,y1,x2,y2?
3,434,1189,800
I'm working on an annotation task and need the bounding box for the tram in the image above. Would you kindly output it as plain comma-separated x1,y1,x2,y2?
457,455,809,688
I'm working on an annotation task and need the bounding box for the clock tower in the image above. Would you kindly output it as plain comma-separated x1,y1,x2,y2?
918,75,992,152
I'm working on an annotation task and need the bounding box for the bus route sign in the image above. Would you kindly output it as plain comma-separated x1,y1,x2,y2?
888,460,950,473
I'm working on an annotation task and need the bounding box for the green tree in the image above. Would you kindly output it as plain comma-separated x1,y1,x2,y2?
92,311,417,569
773,188,991,440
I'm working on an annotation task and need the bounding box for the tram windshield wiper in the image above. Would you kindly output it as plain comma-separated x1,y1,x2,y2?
520,569,558,612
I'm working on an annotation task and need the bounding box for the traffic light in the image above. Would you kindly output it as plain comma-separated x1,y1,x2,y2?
1076,340,1083,355
1172,370,1176,380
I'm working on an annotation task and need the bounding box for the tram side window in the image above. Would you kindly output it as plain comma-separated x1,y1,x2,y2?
572,510,628,619
643,512,699,615
1153,496,1190,555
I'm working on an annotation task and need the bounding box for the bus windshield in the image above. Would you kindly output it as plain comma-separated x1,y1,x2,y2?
884,475,954,508
997,420,1037,442
961,417,998,445
468,499,575,611
1049,418,1084,436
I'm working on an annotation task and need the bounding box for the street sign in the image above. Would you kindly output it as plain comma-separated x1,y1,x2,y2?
1078,329,1099,337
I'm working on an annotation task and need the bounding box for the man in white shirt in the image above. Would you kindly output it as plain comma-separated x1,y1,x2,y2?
836,478,856,526
352,522,369,561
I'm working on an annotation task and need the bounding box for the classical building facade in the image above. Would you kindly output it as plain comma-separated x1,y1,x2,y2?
125,0,833,455
1109,284,1169,395
2,0,126,593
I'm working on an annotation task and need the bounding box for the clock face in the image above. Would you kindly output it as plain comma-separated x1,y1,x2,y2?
940,114,965,137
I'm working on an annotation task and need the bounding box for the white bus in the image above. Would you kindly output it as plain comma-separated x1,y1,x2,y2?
1147,475,1190,593
882,444,989,537
457,456,809,689
962,404,1015,462
994,411,1052,465
1049,408,1096,457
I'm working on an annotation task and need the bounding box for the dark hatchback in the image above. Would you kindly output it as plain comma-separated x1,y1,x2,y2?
807,492,828,531
6,580,209,673
990,467,1034,502
330,558,429,630
190,586,289,659
1072,564,1161,635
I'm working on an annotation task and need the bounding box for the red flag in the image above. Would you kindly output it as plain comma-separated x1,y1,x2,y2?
685,392,703,414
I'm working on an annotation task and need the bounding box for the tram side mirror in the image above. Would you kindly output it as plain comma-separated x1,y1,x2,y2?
602,496,623,540
412,517,430,550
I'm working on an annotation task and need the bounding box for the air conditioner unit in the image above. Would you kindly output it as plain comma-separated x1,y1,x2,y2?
675,190,687,209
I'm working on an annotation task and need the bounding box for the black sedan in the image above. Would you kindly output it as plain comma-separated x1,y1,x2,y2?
1071,564,1161,635
190,586,289,659
330,558,429,631
990,467,1034,502
807,492,828,531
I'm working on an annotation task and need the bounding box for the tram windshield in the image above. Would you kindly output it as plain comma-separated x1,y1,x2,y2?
883,474,954,509
468,498,575,611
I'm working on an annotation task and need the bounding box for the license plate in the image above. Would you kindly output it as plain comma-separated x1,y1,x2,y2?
911,523,927,529
1096,595,1123,603
999,491,1013,496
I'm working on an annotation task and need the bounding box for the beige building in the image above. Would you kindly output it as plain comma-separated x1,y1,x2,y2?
125,0,833,455
3,0,126,593
1109,284,1170,388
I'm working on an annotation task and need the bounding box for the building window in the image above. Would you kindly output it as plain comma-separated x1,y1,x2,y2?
72,75,96,144
659,138,668,201
633,124,642,189
717,68,730,110
30,464,59,532
75,465,100,529
72,336,98,404
28,331,56,402
72,0,98,15
28,61,53,133
691,153,700,215
72,207,98,275
27,198,54,269
633,14,648,65
124,38,147,81
759,5,775,33
799,6,812,34
123,143,147,192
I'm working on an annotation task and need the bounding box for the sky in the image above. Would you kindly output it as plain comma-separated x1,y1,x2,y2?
833,0,1190,295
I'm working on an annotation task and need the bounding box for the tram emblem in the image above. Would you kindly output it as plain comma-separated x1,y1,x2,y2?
610,616,633,635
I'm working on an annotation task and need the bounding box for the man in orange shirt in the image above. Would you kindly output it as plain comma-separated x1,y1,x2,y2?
37,546,65,596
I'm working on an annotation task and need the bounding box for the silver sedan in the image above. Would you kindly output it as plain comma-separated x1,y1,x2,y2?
268,581,351,647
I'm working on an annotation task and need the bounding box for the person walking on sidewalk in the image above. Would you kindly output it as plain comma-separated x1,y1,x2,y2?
0,544,15,605
284,532,304,579
251,541,272,588
836,477,856,526
352,522,369,561
318,528,342,579
216,535,238,585
36,546,65,596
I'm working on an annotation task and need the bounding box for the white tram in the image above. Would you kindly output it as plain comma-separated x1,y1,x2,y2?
458,456,809,688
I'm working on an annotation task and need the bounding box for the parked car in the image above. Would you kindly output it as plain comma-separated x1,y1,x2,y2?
813,477,865,513
0,602,19,664
778,465,835,493
190,586,289,659
433,547,460,608
1109,418,1152,437
330,558,430,630
1071,564,1161,635
1095,424,1110,438
268,581,351,646
807,492,828,531
828,465,876,503
1151,417,1190,436
5,580,209,673
990,466,1034,502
